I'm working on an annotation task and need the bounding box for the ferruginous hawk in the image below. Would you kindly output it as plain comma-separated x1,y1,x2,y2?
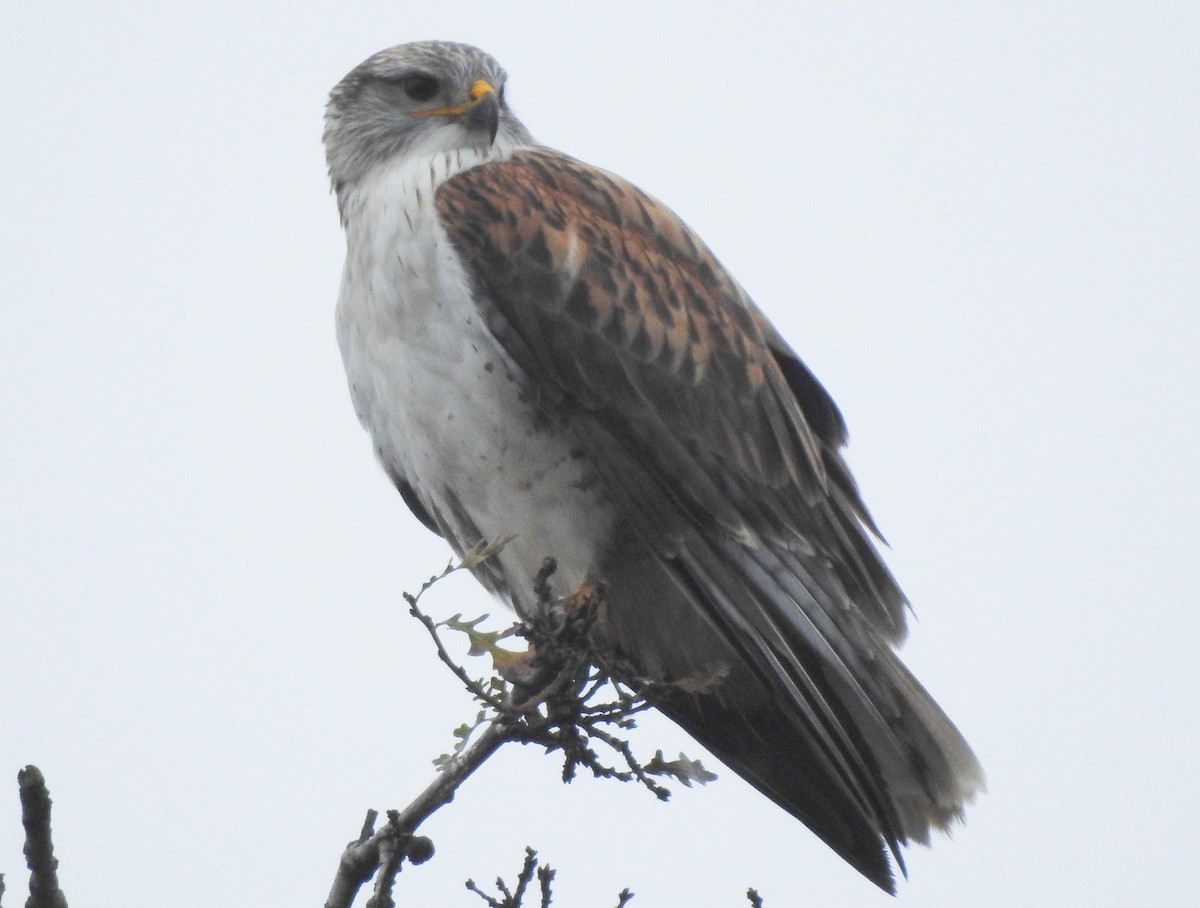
324,41,983,892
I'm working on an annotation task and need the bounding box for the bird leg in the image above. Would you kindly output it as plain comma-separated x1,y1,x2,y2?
506,561,612,714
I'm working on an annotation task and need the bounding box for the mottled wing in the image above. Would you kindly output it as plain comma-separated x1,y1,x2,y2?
435,150,980,889
437,150,905,638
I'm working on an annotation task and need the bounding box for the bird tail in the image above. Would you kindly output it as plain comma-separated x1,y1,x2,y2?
600,533,984,892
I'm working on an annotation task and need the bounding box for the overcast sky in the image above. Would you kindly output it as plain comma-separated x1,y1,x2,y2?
2,3,1197,906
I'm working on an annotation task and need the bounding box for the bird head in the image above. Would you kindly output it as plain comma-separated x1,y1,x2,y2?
324,41,533,197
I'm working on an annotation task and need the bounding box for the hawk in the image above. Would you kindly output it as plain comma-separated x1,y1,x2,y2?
324,41,982,892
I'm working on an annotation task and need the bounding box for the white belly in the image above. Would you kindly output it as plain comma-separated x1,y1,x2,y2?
336,151,618,613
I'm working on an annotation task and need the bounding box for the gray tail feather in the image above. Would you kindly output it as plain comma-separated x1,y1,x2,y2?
655,687,905,892
601,528,984,892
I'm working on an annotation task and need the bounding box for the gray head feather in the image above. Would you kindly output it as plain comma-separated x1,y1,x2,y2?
324,41,534,198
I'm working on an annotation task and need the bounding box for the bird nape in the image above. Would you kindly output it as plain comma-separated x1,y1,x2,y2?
325,39,984,893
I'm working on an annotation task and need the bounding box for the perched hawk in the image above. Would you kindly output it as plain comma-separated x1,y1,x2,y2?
325,41,982,892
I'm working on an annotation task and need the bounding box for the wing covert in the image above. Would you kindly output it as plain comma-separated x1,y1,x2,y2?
436,150,906,639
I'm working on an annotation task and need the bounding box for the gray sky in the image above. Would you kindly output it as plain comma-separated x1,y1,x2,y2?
2,2,1197,905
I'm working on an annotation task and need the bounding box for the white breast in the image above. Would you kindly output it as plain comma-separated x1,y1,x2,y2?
335,148,618,613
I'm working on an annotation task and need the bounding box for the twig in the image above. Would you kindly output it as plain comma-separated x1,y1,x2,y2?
326,544,721,905
18,766,68,908
536,862,554,907
325,718,512,908
466,848,555,908
404,553,508,712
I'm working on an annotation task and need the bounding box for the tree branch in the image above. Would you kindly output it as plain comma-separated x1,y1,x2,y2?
465,847,552,908
325,717,512,908
18,766,68,908
326,544,724,905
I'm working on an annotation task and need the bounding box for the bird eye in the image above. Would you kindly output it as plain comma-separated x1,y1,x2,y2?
401,74,439,102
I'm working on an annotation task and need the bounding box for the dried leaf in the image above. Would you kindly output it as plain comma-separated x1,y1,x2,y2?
458,534,517,570
433,710,488,770
644,750,718,787
440,613,528,679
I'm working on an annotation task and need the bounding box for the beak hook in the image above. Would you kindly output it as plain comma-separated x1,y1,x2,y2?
412,79,500,145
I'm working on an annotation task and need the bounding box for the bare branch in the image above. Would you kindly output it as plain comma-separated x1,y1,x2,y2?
465,848,555,908
403,547,511,713
327,545,722,905
536,862,554,908
325,717,511,908
18,766,68,908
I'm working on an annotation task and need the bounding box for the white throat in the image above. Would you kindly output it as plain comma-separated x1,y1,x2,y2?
334,137,617,614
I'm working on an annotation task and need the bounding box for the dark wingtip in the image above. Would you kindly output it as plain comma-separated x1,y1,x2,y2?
863,850,899,896
652,688,904,894
837,830,898,895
